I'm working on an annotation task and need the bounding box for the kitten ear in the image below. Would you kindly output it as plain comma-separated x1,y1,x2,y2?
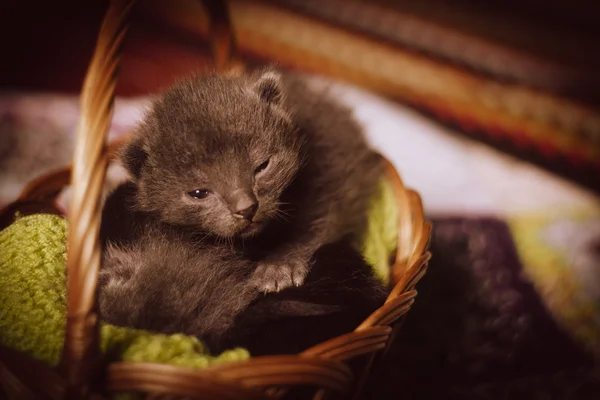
252,71,284,105
120,137,147,180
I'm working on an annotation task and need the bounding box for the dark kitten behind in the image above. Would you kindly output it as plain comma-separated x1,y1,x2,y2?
216,239,389,355
99,230,388,355
113,68,384,293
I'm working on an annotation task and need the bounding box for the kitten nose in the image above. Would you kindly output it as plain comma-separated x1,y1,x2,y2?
234,202,258,220
230,190,258,220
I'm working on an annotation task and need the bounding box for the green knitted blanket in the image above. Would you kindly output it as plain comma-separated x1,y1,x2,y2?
0,178,398,369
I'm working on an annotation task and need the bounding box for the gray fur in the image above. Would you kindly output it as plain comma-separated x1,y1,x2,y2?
113,68,384,292
99,68,385,346
100,228,257,341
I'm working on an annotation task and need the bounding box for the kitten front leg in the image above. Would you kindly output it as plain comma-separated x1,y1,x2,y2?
251,257,309,293
98,245,144,325
251,244,316,293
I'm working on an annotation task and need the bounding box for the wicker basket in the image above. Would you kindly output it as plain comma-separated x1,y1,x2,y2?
0,1,431,399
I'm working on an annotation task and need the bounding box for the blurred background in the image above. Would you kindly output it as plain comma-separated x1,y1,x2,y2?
1,0,599,398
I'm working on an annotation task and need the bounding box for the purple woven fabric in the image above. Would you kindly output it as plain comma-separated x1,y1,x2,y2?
361,217,599,399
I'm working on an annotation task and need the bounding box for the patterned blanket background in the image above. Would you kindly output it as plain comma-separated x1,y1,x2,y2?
1,75,599,398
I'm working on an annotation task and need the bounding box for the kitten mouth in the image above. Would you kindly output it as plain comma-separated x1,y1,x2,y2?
239,220,263,236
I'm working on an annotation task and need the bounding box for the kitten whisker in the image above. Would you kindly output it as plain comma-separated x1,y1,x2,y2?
276,209,292,217
274,210,291,223
274,207,293,218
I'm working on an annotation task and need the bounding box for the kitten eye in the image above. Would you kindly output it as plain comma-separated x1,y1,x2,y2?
255,158,270,174
187,189,211,199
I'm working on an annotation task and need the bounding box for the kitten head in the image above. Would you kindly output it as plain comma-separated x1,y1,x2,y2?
121,69,303,237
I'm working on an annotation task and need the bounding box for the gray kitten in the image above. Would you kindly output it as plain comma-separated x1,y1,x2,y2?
99,226,387,355
108,69,384,293
99,226,258,344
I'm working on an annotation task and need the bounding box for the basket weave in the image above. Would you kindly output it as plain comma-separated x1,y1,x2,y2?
0,1,431,399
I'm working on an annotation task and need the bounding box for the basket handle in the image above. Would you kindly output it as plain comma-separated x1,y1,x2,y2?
59,0,139,396
59,0,242,396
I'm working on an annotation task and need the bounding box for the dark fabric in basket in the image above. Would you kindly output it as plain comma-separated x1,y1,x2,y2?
216,239,389,355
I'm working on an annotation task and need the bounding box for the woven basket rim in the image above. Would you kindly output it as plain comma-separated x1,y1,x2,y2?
0,152,430,399
0,1,432,398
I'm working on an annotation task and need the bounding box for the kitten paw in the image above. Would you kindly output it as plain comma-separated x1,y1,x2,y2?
252,259,309,293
